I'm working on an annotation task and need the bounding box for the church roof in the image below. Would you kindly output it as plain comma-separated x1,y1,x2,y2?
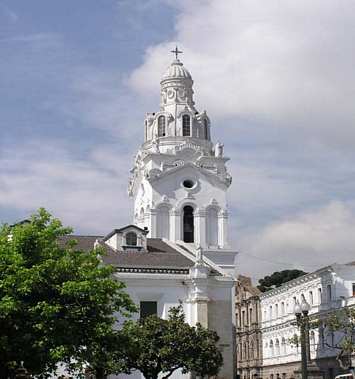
59,235,194,275
161,59,192,82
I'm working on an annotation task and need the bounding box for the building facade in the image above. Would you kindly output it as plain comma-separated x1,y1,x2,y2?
235,275,262,379
60,54,238,379
260,264,355,379
128,56,236,276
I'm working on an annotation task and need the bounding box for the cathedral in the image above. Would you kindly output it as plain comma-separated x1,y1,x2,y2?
68,51,238,379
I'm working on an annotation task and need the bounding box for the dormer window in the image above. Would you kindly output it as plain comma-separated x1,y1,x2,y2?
182,115,191,136
126,232,137,246
158,116,166,137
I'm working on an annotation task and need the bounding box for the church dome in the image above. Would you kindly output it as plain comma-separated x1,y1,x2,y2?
161,59,192,82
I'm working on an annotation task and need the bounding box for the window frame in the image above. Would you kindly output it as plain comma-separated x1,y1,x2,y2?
182,114,191,136
125,231,138,246
140,301,158,319
157,115,166,137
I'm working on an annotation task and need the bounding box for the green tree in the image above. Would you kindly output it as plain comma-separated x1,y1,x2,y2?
120,305,223,379
257,269,307,292
320,307,355,373
0,209,135,378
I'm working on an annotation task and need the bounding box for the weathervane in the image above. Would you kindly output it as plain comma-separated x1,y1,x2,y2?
170,46,183,60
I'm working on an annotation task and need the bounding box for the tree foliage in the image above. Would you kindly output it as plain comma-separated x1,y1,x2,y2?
257,269,307,292
120,305,223,379
0,209,135,378
320,307,355,370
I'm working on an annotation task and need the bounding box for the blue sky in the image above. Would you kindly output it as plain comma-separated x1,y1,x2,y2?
1,0,355,279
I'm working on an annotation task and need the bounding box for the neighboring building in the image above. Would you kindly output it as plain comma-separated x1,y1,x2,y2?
235,275,262,379
260,263,355,379
59,53,238,379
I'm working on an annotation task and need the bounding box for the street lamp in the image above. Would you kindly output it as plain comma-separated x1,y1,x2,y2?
294,299,311,379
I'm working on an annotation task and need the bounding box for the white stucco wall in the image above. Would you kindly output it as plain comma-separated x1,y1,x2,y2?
260,264,355,367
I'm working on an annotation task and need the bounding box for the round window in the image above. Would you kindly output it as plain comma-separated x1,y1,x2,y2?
182,179,195,189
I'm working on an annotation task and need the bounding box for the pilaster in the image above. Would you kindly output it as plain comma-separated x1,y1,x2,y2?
149,209,157,238
170,209,181,242
194,208,206,248
218,209,229,248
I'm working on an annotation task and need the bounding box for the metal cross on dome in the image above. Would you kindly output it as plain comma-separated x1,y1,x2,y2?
171,46,183,60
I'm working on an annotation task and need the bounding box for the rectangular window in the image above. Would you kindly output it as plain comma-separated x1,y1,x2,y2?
352,283,355,297
140,301,157,319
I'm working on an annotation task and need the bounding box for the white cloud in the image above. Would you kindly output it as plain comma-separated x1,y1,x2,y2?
130,0,355,147
0,141,133,233
237,201,355,279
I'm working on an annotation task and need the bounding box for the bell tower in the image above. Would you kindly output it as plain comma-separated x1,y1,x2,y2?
128,49,232,253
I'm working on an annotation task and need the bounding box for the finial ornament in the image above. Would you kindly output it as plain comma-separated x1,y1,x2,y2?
195,245,204,265
171,46,183,60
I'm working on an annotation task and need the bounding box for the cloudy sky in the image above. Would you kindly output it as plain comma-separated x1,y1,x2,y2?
1,0,355,280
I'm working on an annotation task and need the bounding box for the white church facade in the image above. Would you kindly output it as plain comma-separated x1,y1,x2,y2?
66,53,238,379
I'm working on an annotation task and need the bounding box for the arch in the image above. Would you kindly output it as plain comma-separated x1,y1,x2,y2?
281,301,285,316
309,290,314,305
269,340,274,357
275,339,280,356
183,205,194,242
281,337,286,355
139,207,145,222
156,205,170,239
182,114,191,136
203,119,209,139
126,231,137,246
327,284,332,303
206,206,218,246
158,115,166,137
250,340,254,359
310,331,315,351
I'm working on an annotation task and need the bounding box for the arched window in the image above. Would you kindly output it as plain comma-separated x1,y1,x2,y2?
206,207,218,247
182,115,191,136
183,205,194,242
309,291,314,305
318,288,322,304
269,340,274,357
281,302,285,316
327,284,332,303
310,331,315,351
203,119,209,139
275,339,280,356
126,232,137,246
158,115,166,137
281,337,287,355
275,304,279,318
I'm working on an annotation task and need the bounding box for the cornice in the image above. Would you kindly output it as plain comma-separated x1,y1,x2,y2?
116,267,189,275
260,267,333,299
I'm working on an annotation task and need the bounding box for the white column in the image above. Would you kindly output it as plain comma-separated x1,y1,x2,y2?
194,208,206,248
170,209,181,242
218,209,229,248
149,209,157,238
